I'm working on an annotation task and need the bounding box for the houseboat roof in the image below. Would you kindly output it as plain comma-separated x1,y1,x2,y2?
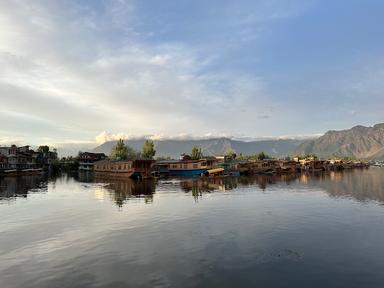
95,159,154,164
156,159,208,164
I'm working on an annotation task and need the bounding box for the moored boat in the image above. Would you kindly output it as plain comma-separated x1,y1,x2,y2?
0,168,43,176
167,160,211,176
94,160,154,179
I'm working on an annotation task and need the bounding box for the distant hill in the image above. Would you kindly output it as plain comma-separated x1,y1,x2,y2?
294,123,384,160
93,138,305,159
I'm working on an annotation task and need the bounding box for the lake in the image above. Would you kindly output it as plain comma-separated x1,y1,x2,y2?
1,168,384,288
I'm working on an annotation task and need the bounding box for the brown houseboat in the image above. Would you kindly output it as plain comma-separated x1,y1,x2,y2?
94,160,154,179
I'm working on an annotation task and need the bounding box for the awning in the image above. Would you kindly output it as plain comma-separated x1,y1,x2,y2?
207,168,225,174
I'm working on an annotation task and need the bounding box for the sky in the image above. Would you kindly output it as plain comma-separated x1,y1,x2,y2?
0,0,383,153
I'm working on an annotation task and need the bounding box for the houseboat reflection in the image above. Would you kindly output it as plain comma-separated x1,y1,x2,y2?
0,175,47,201
104,178,156,206
2,168,383,207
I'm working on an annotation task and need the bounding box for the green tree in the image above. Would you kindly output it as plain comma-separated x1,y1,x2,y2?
256,152,267,160
225,148,237,160
110,139,135,160
38,145,50,153
52,148,58,159
142,140,156,159
246,152,272,160
191,146,203,160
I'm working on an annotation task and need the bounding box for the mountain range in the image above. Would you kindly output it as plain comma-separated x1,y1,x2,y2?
93,123,384,160
93,138,304,159
294,123,384,160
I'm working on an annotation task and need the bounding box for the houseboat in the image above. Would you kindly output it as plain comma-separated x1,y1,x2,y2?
152,160,173,176
217,161,241,176
0,168,43,176
278,160,300,173
166,159,216,176
329,159,344,170
296,157,329,172
78,152,107,171
234,160,280,175
94,160,154,179
253,160,280,174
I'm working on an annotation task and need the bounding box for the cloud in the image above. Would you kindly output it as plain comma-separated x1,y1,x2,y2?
94,131,235,144
95,131,132,145
6,0,380,151
1,0,286,145
0,135,25,145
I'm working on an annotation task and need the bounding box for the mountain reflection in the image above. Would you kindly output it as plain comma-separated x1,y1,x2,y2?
0,175,47,201
173,168,384,204
303,168,384,203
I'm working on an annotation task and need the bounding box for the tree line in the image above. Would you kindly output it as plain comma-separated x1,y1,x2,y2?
110,139,156,160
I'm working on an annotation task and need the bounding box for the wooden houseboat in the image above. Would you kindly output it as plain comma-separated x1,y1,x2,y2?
94,160,154,179
233,161,252,175
78,152,107,171
329,159,344,170
166,159,217,176
215,161,241,176
278,160,299,173
252,160,280,174
299,159,328,172
234,160,280,175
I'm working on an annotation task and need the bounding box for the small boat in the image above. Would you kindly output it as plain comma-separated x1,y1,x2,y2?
203,167,225,177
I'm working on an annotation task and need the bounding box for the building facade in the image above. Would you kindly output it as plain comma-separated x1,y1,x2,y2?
78,152,107,171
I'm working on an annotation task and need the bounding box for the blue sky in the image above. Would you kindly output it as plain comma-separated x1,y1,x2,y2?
0,0,383,151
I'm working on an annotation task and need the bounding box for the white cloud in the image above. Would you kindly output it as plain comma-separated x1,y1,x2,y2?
0,1,275,140
95,131,132,145
0,0,320,150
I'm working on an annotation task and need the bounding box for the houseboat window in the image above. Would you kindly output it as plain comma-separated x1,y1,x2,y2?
193,164,198,168
184,164,188,169
118,165,121,170
172,164,177,169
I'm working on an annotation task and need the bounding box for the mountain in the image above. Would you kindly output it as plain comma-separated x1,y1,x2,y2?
55,143,96,157
294,123,384,160
93,138,305,159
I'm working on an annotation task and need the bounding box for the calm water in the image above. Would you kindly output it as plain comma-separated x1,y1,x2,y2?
1,168,384,288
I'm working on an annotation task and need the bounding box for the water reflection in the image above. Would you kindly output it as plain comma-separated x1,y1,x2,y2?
1,168,383,206
178,174,300,199
1,169,384,288
0,175,47,202
106,179,156,206
77,172,156,207
173,168,384,204
305,168,384,203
